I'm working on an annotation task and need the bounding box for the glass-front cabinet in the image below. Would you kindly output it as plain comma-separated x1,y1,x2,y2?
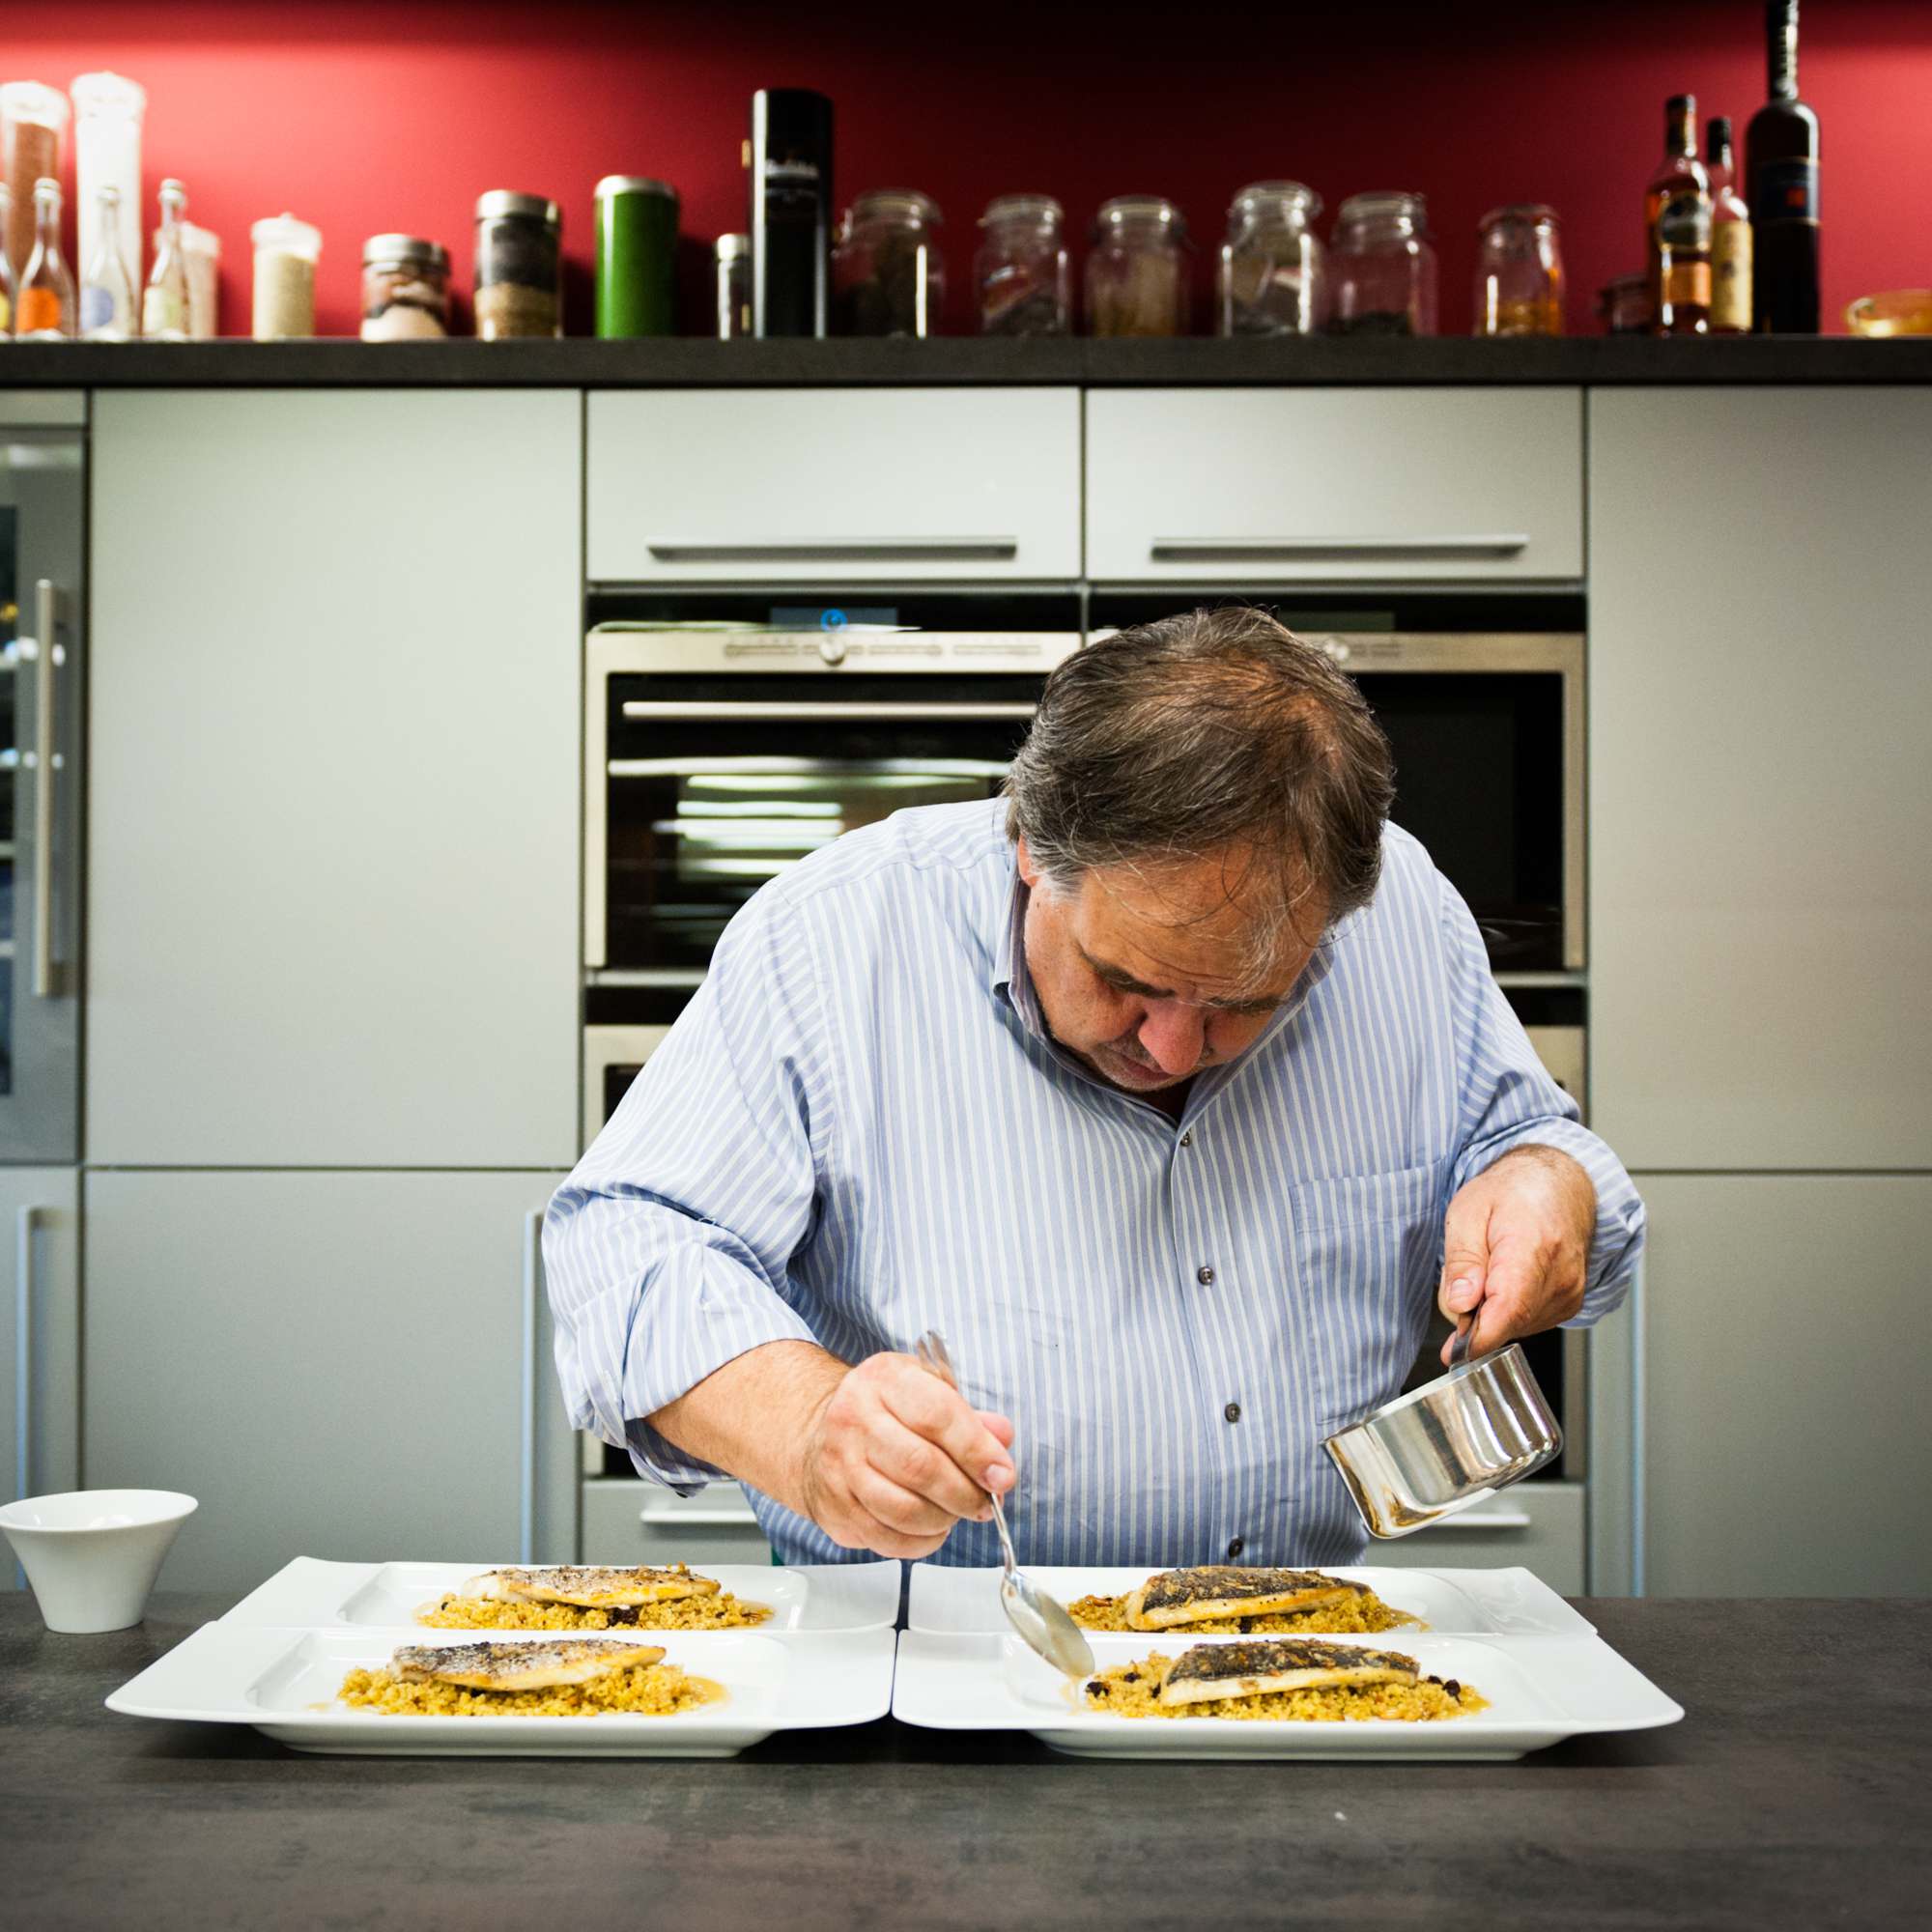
0,399,84,1163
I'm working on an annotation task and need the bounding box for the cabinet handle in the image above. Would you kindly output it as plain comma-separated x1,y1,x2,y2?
29,580,60,1000
1149,534,1530,561
617,701,1037,724
519,1208,543,1566
1429,1506,1533,1531
639,1498,759,1527
14,1207,39,1525
643,537,1019,563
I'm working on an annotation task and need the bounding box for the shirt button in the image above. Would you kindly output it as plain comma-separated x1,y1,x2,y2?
1227,1537,1245,1559
1196,1264,1214,1286
1224,1401,1241,1423
1179,1130,1193,1148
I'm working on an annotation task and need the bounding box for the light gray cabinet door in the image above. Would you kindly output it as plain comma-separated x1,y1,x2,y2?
1590,388,1932,1169
0,1167,78,1586
87,389,581,1168
1637,1173,1932,1597
82,1171,576,1597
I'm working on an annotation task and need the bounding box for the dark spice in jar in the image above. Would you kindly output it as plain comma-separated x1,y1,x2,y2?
474,189,561,339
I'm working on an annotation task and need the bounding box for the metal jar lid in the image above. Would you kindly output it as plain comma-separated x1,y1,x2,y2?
362,234,450,272
980,192,1064,230
474,190,560,228
1094,195,1188,240
594,175,679,205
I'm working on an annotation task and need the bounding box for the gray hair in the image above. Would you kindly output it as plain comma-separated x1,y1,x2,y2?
1004,607,1395,959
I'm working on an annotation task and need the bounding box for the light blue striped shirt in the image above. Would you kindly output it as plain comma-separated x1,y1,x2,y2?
546,798,1643,1568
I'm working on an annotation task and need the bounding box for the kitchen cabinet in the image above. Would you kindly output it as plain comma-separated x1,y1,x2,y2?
86,389,580,1168
81,1170,576,1596
1635,1173,1932,1597
1346,1482,1584,1596
581,1478,774,1571
1590,387,1932,1169
1085,387,1583,582
586,387,1082,582
0,1168,78,1583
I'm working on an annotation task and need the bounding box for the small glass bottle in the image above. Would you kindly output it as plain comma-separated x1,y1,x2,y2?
1217,182,1325,336
1327,191,1437,336
81,184,137,339
1086,197,1190,337
16,177,76,339
143,180,191,341
975,194,1070,336
0,185,14,335
834,190,945,337
1705,115,1752,336
1472,204,1564,336
714,234,750,339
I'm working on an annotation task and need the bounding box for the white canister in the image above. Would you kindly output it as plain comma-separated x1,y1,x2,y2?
71,71,145,308
251,211,321,338
182,221,221,337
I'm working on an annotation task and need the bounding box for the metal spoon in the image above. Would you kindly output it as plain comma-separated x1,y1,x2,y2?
912,1329,1094,1681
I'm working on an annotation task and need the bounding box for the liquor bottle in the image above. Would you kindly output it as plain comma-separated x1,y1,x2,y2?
1705,117,1752,335
80,183,136,339
142,178,191,341
749,88,833,338
1745,0,1820,332
15,177,75,339
1646,94,1711,335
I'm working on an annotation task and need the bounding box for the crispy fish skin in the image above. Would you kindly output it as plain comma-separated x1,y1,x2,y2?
464,1564,722,1609
390,1637,666,1691
1156,1638,1420,1708
1125,1566,1368,1631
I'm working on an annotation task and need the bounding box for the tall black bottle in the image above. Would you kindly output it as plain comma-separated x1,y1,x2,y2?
749,89,833,338
1745,0,1820,332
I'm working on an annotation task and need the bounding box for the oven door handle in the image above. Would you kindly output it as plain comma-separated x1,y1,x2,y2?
1150,534,1530,560
644,537,1020,563
617,701,1037,722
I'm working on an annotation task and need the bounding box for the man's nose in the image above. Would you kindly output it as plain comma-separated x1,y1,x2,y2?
1138,1001,1206,1076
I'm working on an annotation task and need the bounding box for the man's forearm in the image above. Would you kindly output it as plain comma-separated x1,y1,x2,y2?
646,1339,847,1517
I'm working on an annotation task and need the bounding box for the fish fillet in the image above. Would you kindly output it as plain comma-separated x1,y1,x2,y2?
1157,1638,1420,1708
390,1637,666,1692
462,1564,722,1609
1124,1566,1368,1631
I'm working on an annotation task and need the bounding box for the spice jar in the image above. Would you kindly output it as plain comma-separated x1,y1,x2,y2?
1327,191,1437,336
834,189,945,337
1217,181,1324,336
1474,204,1564,336
361,234,450,340
1,82,68,280
1087,197,1189,338
594,176,679,338
250,212,321,339
714,233,750,339
975,194,1070,336
474,191,561,339
1598,272,1655,336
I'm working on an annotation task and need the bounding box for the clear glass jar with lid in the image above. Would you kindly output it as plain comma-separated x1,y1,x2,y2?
834,189,945,336
1217,181,1325,336
361,234,450,340
473,190,561,339
975,193,1070,336
1474,204,1564,336
1327,191,1437,336
1087,196,1189,337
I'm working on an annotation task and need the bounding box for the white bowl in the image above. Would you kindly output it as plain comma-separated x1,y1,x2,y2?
0,1489,198,1633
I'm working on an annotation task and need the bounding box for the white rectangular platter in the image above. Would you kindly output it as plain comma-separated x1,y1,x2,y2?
906,1564,1596,1638
893,1631,1682,1761
220,1557,900,1633
108,1623,896,1757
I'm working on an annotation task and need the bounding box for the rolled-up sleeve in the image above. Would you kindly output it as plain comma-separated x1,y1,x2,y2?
1436,870,1645,1323
544,884,829,1489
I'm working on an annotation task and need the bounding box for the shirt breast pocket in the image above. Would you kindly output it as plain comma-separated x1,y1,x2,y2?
1285,1161,1444,1435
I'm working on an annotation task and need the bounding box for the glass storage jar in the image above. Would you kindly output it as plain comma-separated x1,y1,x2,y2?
975,193,1070,336
715,233,751,339
474,191,561,339
1474,204,1564,336
1327,191,1437,336
1087,196,1189,337
1597,272,1654,335
361,234,450,340
834,189,945,336
250,211,321,339
2,82,68,281
1217,181,1324,336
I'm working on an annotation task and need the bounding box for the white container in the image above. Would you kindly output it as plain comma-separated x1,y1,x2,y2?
71,71,145,313
0,1488,197,1633
180,219,220,337
251,211,321,338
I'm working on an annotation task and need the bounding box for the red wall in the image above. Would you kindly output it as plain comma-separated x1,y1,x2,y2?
12,0,1930,339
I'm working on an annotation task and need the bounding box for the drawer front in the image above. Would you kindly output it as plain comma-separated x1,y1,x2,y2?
1355,1482,1585,1596
1087,387,1582,582
581,1478,775,1569
588,387,1081,582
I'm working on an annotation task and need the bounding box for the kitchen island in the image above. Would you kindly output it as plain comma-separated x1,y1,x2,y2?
4,1593,1925,1930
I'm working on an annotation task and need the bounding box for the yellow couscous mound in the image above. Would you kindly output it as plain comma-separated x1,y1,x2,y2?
1067,1588,1419,1636
1083,1653,1487,1721
338,1662,726,1718
416,1593,772,1633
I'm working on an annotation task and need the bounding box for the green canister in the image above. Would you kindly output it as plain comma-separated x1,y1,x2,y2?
594,175,679,336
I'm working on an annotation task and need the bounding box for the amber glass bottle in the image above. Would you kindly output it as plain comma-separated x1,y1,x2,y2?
1646,94,1712,335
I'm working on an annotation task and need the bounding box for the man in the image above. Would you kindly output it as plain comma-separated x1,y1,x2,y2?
546,608,1643,1568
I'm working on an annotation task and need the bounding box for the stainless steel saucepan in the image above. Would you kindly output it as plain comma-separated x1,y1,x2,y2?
1322,1332,1562,1540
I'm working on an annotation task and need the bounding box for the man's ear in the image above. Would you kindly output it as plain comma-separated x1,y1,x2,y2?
1014,836,1039,890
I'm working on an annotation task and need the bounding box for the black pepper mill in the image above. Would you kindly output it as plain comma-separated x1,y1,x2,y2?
749,89,833,338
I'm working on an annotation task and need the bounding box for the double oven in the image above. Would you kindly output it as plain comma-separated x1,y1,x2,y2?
580,582,1588,1492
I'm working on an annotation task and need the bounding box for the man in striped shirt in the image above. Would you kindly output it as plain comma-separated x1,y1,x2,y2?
546,608,1644,1568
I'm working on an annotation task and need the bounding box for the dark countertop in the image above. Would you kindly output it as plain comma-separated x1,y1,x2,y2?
4,335,1931,389
5,1593,1928,1931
